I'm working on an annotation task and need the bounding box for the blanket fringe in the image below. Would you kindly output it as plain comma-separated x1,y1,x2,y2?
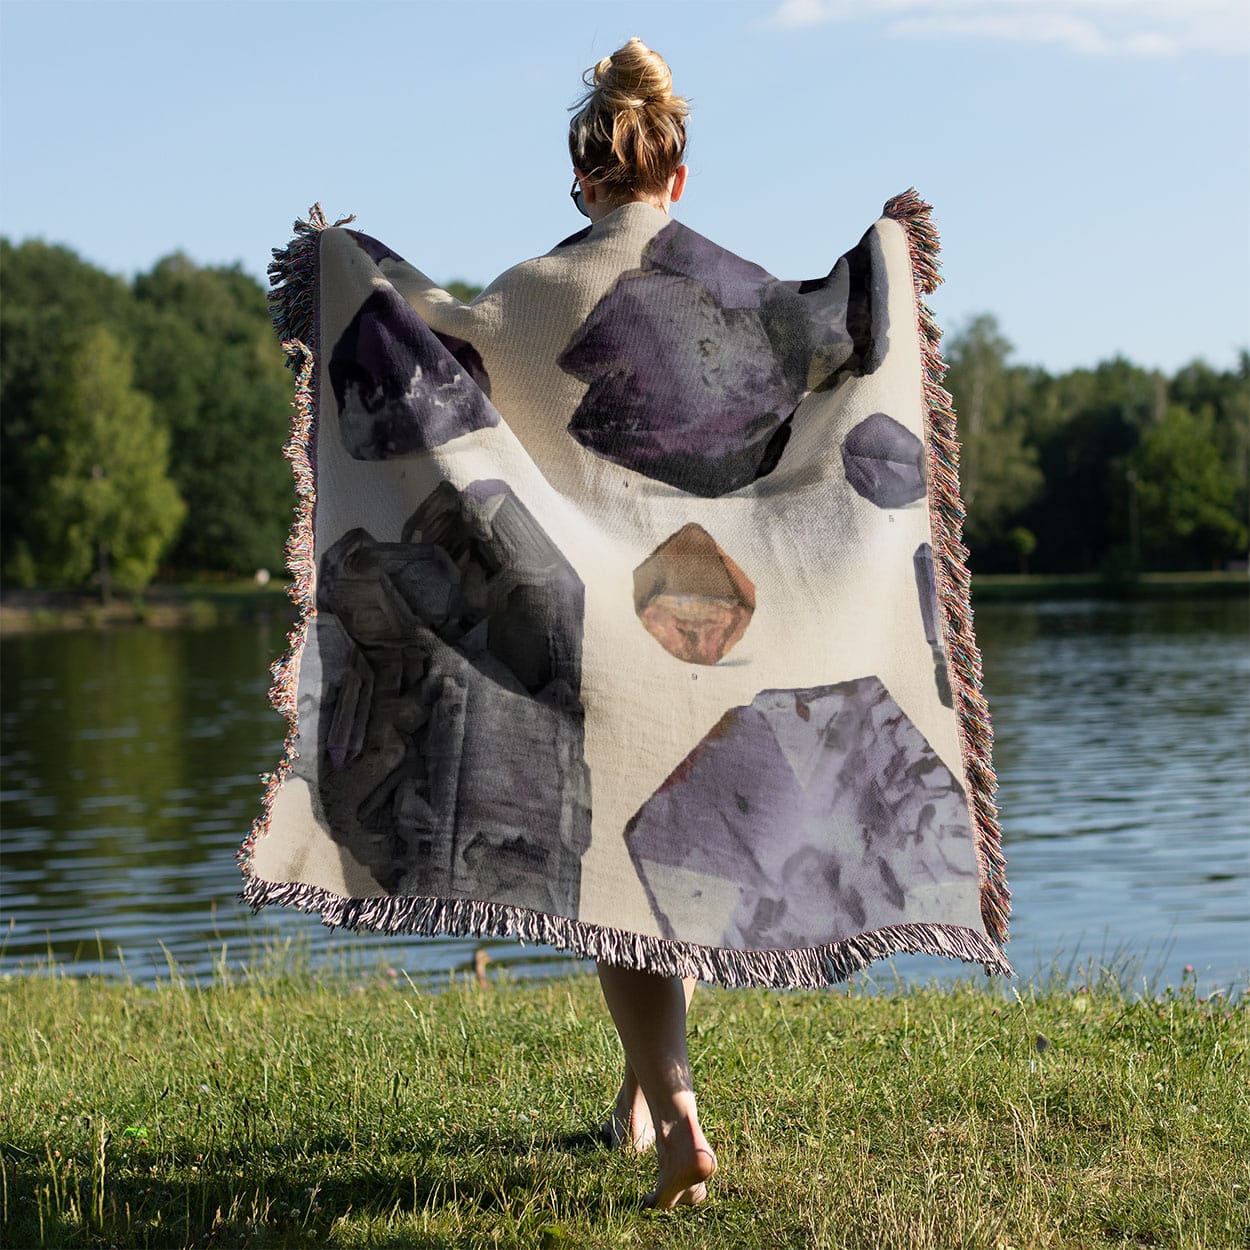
265,203,355,359
240,872,1013,988
237,205,347,877
883,188,1010,947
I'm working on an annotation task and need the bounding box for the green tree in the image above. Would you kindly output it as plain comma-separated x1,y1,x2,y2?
445,280,483,303
1,239,139,580
943,315,1043,564
27,327,185,596
1169,353,1250,536
1006,526,1037,574
1129,405,1246,570
131,256,293,574
1021,357,1162,573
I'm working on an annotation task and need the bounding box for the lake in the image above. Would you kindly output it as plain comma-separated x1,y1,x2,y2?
2,597,1247,994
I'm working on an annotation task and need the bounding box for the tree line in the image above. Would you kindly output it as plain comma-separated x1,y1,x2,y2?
1,238,1245,594
945,315,1247,576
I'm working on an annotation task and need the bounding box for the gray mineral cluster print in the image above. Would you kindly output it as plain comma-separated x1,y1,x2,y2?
626,677,978,949
329,285,495,460
633,523,756,665
841,412,926,508
558,220,888,497
312,480,590,913
913,542,953,708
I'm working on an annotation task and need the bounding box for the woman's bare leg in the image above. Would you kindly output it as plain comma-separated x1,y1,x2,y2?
596,964,716,1208
602,1057,655,1151
602,977,696,1152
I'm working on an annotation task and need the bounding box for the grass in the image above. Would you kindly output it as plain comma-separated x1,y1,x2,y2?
1,956,1246,1250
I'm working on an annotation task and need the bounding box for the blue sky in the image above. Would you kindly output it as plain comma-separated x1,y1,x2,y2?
2,0,1246,374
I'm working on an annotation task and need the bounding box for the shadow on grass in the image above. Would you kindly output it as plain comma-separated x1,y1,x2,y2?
4,1126,636,1250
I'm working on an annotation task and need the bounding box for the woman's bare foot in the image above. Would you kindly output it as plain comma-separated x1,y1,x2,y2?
644,1115,717,1209
594,967,711,1206
602,1074,656,1151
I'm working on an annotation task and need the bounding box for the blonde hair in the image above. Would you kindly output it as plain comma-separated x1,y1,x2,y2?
568,38,688,198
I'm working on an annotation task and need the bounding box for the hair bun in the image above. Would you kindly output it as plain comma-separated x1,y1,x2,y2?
569,38,688,197
594,36,673,109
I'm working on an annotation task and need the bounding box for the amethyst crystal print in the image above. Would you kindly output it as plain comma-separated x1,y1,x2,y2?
312,480,590,913
626,678,977,948
841,412,926,508
558,222,888,497
345,228,406,266
329,287,495,460
633,523,756,665
913,543,953,708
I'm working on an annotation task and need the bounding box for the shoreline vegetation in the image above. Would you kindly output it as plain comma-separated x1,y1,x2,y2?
0,571,1245,636
4,235,1249,631
1,959,1245,1249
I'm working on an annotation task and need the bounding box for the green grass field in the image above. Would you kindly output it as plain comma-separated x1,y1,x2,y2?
1,956,1246,1249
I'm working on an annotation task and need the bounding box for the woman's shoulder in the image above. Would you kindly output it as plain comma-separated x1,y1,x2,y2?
489,205,672,294
476,235,590,304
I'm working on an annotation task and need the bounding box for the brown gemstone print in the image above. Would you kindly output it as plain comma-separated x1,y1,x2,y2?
633,523,756,665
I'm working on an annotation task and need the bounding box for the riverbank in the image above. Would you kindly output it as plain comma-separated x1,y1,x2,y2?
1,571,1245,635
0,582,293,635
2,968,1244,1249
969,569,1248,602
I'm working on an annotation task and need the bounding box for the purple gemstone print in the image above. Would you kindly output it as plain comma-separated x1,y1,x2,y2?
913,543,953,708
625,678,977,949
797,228,889,380
311,480,589,912
346,229,407,266
329,287,495,460
841,412,926,508
558,221,888,497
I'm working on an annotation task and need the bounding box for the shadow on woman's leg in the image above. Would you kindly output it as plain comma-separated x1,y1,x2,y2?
595,964,716,1208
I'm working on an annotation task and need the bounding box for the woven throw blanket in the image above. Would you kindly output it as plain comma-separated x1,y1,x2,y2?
238,191,1011,987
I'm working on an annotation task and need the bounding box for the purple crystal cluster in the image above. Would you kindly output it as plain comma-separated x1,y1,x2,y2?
913,542,953,708
312,481,589,911
329,287,495,460
626,678,976,949
558,221,887,497
841,412,926,508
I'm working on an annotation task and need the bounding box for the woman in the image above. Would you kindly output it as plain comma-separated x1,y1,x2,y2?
567,38,718,1211
243,36,1010,1216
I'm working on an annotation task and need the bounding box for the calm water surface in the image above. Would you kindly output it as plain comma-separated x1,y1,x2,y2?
2,598,1247,991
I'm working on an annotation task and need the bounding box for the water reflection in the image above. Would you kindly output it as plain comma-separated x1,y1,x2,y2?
970,596,1249,993
1,597,1246,991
